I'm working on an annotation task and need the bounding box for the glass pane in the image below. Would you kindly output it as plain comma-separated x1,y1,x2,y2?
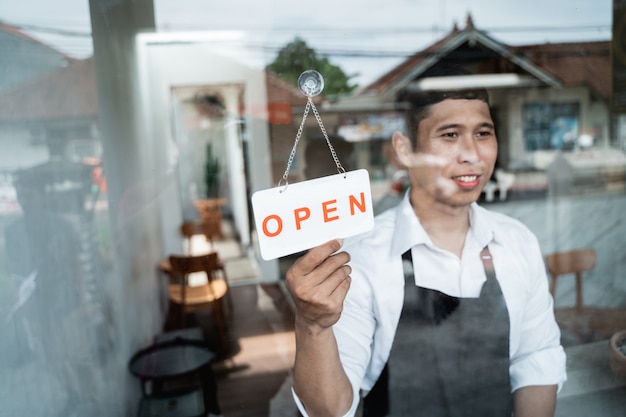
0,1,622,416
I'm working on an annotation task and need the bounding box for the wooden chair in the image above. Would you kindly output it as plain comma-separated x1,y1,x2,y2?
194,198,225,243
546,248,596,310
179,221,233,313
165,252,230,353
180,221,221,253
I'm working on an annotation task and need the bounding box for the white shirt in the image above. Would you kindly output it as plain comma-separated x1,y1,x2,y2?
293,193,567,417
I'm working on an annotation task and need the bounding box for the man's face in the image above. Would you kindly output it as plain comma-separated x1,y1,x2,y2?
396,98,498,208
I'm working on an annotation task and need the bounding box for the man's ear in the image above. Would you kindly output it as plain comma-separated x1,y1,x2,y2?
392,132,413,167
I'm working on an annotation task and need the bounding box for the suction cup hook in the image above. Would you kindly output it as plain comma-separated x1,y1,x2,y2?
279,69,344,189
298,70,324,97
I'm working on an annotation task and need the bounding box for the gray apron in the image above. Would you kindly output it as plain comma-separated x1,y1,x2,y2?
363,247,512,416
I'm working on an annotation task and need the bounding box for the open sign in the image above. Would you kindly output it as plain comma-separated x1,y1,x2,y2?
251,169,374,260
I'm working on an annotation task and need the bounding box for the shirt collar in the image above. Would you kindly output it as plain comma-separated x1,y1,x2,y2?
390,192,430,257
389,191,497,257
468,203,497,249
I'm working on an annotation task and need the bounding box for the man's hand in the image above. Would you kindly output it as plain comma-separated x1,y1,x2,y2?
286,239,352,332
286,239,355,416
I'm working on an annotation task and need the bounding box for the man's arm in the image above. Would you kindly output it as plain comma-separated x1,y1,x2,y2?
286,239,354,417
507,232,566,402
514,384,557,417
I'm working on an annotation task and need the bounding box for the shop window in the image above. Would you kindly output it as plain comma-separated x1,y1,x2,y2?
523,102,580,151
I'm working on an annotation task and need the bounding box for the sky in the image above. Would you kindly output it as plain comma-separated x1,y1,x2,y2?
0,0,614,86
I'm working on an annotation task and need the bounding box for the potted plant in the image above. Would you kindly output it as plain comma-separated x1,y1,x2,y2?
196,143,224,233
204,143,220,199
609,329,626,377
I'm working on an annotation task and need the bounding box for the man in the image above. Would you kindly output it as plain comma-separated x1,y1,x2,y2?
285,75,566,416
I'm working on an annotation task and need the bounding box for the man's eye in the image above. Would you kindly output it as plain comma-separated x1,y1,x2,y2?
477,130,493,139
442,132,458,139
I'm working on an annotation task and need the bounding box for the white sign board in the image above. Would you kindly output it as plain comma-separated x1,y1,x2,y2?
251,169,374,260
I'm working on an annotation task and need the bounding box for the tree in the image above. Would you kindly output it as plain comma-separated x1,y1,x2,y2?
267,37,358,97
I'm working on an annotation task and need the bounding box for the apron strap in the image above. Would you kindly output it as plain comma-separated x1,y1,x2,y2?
480,246,495,278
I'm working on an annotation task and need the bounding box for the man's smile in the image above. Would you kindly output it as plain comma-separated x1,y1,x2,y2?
452,175,481,188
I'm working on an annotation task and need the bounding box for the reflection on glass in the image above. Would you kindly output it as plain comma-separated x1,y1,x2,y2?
0,21,115,416
0,1,623,416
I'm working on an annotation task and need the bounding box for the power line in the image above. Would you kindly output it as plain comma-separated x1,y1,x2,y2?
245,42,612,60
163,23,612,35
5,20,611,39
483,25,611,33
4,20,611,61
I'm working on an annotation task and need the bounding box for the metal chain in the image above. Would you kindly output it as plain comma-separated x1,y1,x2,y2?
279,99,311,189
278,97,346,190
310,99,346,176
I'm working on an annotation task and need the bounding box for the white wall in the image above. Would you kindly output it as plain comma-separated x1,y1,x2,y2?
136,33,279,282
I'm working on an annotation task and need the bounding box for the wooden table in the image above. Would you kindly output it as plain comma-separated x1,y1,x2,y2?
556,340,626,416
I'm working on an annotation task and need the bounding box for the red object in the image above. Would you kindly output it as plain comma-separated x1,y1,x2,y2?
267,102,292,125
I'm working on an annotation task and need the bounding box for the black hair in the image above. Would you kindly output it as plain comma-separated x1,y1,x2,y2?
403,64,491,144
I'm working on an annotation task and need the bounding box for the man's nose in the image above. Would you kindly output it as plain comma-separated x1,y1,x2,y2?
457,136,479,164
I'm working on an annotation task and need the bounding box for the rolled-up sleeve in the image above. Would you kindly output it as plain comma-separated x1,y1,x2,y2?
291,386,360,417
510,344,566,391
509,235,567,392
